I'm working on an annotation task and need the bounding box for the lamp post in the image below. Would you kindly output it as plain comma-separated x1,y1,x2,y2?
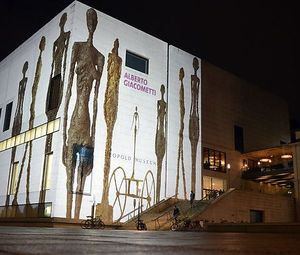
227,163,231,190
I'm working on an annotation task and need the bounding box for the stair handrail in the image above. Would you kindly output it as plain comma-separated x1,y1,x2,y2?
115,205,143,223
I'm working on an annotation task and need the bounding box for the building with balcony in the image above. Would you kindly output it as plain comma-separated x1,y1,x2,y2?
0,0,298,225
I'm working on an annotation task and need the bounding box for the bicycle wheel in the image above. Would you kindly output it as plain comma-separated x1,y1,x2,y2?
171,222,178,231
97,220,105,229
80,220,87,229
84,219,93,229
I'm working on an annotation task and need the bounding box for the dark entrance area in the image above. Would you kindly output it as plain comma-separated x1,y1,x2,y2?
250,209,264,223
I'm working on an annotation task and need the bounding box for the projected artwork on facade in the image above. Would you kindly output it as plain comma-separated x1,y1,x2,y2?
5,61,28,210
189,57,200,193
0,2,202,223
62,8,104,219
7,37,46,214
155,84,167,203
175,67,187,199
99,38,122,221
39,12,70,206
106,107,155,222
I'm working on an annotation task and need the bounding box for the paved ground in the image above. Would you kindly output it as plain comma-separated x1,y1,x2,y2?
0,226,300,254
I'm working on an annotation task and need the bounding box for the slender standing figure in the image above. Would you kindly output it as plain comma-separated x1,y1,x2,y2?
62,8,104,219
175,68,187,199
5,61,28,211
101,38,122,217
155,84,167,203
131,106,139,180
189,57,200,194
11,37,46,215
39,12,70,207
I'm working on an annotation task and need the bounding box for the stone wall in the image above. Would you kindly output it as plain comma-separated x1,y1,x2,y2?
197,189,295,223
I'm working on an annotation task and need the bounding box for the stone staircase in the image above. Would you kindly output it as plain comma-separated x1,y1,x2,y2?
120,194,217,230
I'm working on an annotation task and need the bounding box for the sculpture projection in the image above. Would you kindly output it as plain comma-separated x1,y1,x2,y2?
98,38,122,222
175,68,187,199
106,107,156,222
8,37,46,217
62,8,104,219
189,58,200,193
155,84,167,203
39,12,70,207
5,61,28,214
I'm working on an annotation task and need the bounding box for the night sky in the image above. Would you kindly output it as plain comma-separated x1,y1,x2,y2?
1,0,299,128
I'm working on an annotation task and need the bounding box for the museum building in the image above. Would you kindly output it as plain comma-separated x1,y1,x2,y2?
0,1,299,224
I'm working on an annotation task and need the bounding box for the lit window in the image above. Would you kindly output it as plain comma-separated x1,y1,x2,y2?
6,137,15,149
3,102,13,132
125,51,149,74
44,203,52,217
0,118,60,152
43,153,53,190
203,147,227,172
53,118,60,131
35,123,47,138
25,129,35,142
9,162,19,194
0,140,7,151
15,133,25,146
47,121,55,134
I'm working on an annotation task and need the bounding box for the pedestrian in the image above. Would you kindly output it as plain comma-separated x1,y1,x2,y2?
190,190,195,208
173,205,180,222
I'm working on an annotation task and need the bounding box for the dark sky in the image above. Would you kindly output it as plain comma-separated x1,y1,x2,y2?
1,0,299,128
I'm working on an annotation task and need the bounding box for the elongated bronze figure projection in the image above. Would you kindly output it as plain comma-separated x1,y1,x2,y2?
101,39,122,209
175,68,187,199
5,61,28,210
63,8,104,219
189,57,200,194
10,37,46,213
39,12,70,207
155,84,167,203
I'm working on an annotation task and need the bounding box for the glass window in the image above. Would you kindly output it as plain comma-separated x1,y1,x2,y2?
25,129,35,142
43,153,53,190
9,162,19,194
3,102,13,131
203,147,227,172
47,74,61,111
53,118,60,131
6,137,15,149
0,140,7,151
234,125,244,153
125,51,149,74
35,123,47,138
15,133,25,146
202,176,227,198
44,203,52,217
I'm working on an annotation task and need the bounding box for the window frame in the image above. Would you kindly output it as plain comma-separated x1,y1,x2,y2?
125,50,149,74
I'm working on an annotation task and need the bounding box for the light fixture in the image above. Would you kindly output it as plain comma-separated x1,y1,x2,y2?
227,163,231,169
259,158,270,163
281,154,292,159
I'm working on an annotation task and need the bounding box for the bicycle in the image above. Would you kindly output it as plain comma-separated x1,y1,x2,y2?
80,216,105,229
170,216,191,231
135,218,147,230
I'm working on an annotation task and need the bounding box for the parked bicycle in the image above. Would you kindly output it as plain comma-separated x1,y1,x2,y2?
80,215,105,229
135,218,147,230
